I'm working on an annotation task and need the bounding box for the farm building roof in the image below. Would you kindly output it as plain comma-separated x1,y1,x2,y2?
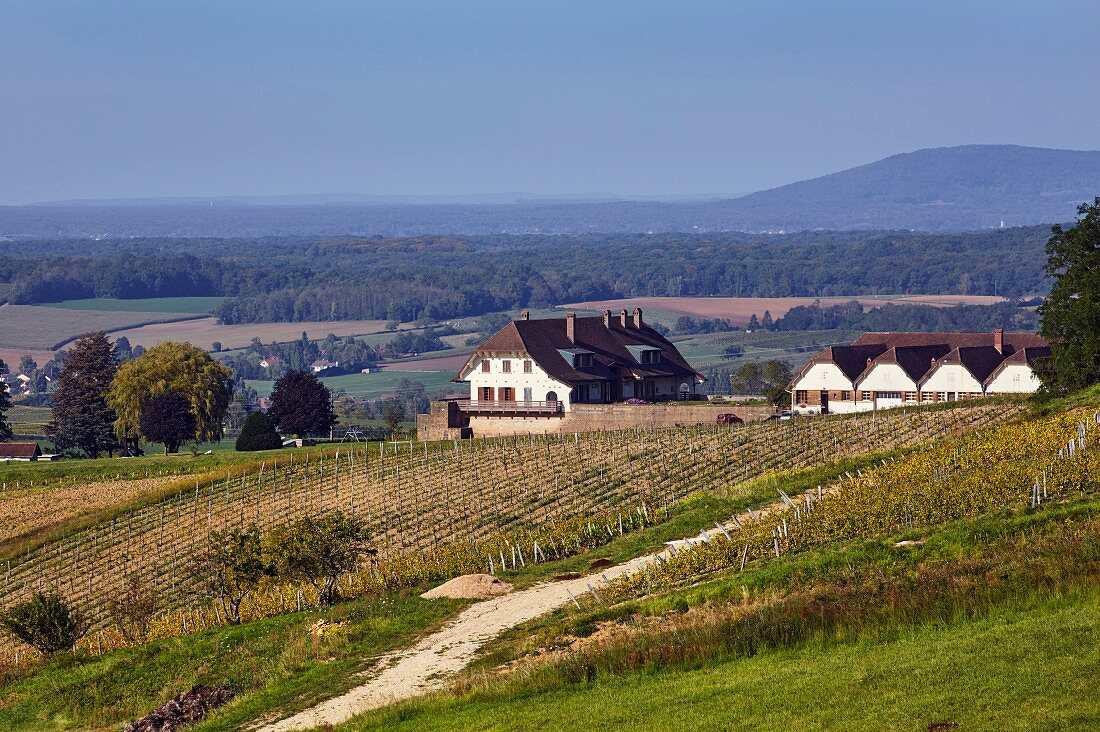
0,442,41,459
792,330,1049,390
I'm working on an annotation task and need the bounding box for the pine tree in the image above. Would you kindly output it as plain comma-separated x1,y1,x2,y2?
47,332,118,457
0,360,13,442
1038,198,1100,395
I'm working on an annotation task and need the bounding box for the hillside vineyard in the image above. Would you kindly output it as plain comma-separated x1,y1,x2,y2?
0,401,1022,657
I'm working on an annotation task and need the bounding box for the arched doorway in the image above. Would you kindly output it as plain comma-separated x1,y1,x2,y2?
546,391,558,403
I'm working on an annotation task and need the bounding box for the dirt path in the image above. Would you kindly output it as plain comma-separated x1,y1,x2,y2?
260,497,797,731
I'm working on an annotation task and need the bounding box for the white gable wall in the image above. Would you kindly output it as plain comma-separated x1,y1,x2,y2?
986,364,1042,393
792,362,855,392
856,363,916,409
857,363,917,393
465,354,574,410
921,363,984,395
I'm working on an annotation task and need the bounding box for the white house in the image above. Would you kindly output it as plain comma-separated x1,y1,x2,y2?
790,330,1048,414
453,309,705,415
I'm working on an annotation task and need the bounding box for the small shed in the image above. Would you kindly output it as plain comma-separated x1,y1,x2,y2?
0,442,42,461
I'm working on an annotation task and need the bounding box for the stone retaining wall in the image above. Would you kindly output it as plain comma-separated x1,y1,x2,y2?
418,401,775,440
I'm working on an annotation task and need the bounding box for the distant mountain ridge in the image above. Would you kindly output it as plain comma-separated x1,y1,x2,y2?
3,145,1097,237
697,144,1100,231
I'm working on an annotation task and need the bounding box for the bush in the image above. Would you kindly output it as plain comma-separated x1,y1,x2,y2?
192,527,271,624
0,592,87,655
268,512,374,606
235,411,282,451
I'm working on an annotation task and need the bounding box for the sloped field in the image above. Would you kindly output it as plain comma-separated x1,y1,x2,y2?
0,400,1022,656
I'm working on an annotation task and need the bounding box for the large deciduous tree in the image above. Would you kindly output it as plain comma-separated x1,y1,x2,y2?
266,369,335,438
108,342,233,444
139,391,197,454
46,332,118,456
1038,197,1100,395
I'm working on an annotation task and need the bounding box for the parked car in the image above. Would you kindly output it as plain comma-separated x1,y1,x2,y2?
716,413,743,424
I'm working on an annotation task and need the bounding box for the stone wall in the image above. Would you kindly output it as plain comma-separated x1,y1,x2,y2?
418,401,775,440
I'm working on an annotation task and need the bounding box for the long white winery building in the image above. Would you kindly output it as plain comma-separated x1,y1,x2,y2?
789,329,1048,414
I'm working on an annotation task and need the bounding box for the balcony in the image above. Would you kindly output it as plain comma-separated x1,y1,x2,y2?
457,399,564,416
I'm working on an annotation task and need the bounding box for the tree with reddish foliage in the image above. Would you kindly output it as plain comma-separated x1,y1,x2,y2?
139,392,197,454
266,369,335,438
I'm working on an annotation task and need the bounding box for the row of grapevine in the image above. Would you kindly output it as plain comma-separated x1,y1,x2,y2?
0,399,1022,657
608,407,1100,599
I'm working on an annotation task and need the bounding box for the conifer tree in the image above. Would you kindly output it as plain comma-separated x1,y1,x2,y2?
47,332,118,457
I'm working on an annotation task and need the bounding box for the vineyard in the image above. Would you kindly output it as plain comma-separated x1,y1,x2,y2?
0,400,1022,659
608,406,1100,600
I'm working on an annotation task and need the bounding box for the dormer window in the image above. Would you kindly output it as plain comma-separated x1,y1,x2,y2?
626,345,662,364
574,353,594,368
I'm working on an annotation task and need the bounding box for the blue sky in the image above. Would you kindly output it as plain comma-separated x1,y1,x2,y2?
0,1,1097,203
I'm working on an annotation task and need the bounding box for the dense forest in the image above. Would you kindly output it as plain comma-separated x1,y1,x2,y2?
0,226,1050,324
771,300,1040,333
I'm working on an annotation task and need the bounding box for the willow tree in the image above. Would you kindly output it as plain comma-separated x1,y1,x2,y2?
107,342,233,444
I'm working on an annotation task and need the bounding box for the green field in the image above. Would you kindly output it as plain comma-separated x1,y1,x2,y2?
671,328,859,369
248,369,458,400
344,592,1100,732
0,594,469,731
40,296,227,314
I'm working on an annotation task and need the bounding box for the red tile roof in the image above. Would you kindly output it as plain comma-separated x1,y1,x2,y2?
0,442,41,459
851,331,1046,351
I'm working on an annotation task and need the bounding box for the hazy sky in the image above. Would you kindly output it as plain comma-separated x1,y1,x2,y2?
1,1,1097,203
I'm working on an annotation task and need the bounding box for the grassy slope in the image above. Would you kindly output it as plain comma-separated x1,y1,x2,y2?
344,498,1100,731
0,594,469,731
347,591,1100,732
39,297,226,314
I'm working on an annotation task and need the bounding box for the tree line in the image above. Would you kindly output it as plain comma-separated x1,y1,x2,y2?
0,228,1050,325
6,331,341,457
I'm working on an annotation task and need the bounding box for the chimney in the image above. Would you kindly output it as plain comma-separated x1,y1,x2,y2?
603,309,612,328
520,309,530,321
619,309,628,327
632,307,643,329
566,312,576,343
993,328,1004,354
